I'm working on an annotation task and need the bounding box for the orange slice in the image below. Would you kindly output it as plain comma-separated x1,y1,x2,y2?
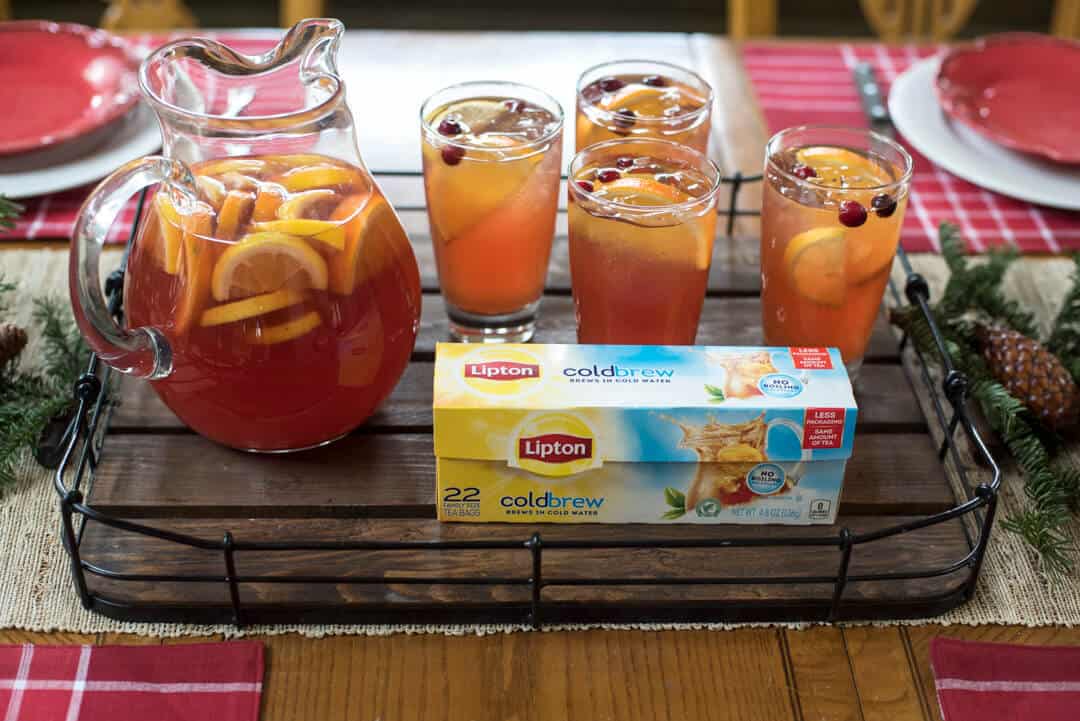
783,226,845,307
277,165,358,193
795,147,891,189
200,288,305,327
592,176,690,206
251,219,346,250
211,231,329,302
252,184,286,222
195,175,227,210
276,189,338,220
153,193,183,275
847,235,898,284
198,158,266,177
174,209,216,335
214,189,255,241
327,193,408,296
246,310,322,345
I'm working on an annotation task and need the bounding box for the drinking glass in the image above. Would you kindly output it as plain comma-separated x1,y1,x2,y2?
567,138,721,344
420,81,563,343
760,125,914,377
575,60,713,154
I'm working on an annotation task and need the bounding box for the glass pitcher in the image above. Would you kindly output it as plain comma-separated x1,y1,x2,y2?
70,19,422,452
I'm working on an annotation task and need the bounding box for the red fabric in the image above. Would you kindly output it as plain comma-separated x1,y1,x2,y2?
0,641,263,721
5,33,286,244
743,42,1080,254
930,637,1080,721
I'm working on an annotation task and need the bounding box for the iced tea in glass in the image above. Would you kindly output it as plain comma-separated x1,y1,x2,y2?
761,126,913,376
421,82,563,342
576,60,713,154
568,138,721,344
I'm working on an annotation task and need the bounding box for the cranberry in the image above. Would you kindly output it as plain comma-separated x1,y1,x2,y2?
871,193,897,217
613,108,636,130
838,200,867,227
615,156,634,169
441,145,465,166
597,169,621,183
504,99,526,113
437,118,462,136
642,74,668,88
792,163,816,180
575,180,595,193
656,174,679,186
599,77,625,93
581,83,604,103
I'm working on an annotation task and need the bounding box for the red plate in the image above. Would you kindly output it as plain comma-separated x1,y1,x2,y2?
936,33,1080,164
0,21,140,157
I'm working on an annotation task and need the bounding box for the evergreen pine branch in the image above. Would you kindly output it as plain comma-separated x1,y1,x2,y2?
31,296,91,389
1046,255,1080,373
0,195,22,231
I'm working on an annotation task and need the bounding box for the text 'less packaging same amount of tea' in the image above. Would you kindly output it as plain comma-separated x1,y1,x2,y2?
432,344,857,524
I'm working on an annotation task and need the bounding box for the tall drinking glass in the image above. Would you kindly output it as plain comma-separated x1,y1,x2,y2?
760,126,913,377
568,138,721,344
420,81,563,343
575,60,713,154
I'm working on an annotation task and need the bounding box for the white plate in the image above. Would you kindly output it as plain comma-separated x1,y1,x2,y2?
0,102,161,199
889,57,1080,211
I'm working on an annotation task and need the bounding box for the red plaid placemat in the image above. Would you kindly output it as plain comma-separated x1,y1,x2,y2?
930,637,1080,721
5,32,285,244
742,42,1080,254
0,641,263,721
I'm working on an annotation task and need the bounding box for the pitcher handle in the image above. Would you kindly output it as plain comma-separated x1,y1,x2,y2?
69,156,198,380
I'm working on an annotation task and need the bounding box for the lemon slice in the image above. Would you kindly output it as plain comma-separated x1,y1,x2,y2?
427,99,507,134
214,189,255,242
153,193,183,275
327,193,408,295
783,226,846,306
246,310,322,345
195,175,227,210
200,288,305,327
594,176,690,206
277,165,358,193
198,159,266,177
251,219,346,250
276,189,338,220
174,210,216,335
211,231,329,302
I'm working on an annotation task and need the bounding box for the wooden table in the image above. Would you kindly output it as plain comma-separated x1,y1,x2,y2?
4,30,1079,720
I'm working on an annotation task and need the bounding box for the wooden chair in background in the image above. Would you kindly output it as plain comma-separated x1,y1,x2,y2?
728,0,1080,39
100,0,197,31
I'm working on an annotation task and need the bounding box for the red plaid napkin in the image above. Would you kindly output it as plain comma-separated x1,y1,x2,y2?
0,641,263,721
743,42,1080,253
5,32,284,244
930,637,1080,721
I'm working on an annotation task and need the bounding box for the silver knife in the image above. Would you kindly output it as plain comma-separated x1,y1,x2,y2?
853,62,895,138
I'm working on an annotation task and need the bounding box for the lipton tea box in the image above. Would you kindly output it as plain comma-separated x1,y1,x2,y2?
433,344,857,524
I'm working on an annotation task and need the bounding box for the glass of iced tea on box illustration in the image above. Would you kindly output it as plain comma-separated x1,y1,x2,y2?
575,60,713,154
568,138,721,344
69,20,422,452
760,126,912,377
421,81,563,343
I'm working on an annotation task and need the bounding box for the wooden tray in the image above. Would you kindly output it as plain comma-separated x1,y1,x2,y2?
65,210,994,627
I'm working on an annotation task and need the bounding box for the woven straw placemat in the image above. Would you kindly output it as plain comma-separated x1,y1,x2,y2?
1,248,1077,637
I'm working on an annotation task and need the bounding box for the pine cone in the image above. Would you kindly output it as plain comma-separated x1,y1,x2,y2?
0,322,27,366
977,325,1080,430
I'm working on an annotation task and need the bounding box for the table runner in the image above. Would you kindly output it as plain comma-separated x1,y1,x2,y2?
742,42,1080,254
0,641,262,720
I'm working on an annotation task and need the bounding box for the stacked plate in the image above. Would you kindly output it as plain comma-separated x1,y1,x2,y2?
889,33,1080,211
0,21,161,198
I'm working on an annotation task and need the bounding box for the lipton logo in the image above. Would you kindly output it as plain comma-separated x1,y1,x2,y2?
518,434,593,464
465,360,540,381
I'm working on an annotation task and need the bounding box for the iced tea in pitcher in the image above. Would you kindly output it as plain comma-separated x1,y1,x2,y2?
126,154,421,451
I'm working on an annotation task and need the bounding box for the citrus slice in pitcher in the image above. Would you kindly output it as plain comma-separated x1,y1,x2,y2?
327,193,406,296
174,208,216,334
200,288,306,327
214,189,255,241
245,310,323,345
211,231,328,301
153,193,183,275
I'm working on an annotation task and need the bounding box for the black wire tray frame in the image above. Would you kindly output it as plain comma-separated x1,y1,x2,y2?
51,171,1002,629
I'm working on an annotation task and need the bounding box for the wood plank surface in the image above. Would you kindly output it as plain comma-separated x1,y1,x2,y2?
784,627,862,721
844,626,929,721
